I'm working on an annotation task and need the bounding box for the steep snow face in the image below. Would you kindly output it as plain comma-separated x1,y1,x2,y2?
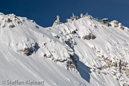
49,16,129,85
0,12,129,86
0,13,86,86
0,13,73,61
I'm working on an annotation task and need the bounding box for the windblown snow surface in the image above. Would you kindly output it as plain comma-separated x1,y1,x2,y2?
0,12,129,86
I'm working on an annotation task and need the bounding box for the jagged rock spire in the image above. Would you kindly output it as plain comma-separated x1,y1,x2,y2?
72,13,75,17
52,15,62,26
56,15,60,22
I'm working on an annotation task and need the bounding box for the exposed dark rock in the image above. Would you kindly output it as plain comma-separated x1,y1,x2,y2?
5,18,12,23
72,30,76,34
9,25,15,28
22,42,39,56
83,33,96,40
23,47,35,56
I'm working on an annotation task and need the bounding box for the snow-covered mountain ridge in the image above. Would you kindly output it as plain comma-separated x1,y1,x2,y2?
0,12,129,86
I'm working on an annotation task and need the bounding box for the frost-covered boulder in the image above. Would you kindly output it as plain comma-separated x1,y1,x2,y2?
111,20,119,27
119,23,124,30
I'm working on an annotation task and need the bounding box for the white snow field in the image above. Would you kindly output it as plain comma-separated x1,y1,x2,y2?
0,12,129,86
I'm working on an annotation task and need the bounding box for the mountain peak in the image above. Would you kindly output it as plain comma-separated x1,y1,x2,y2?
1,12,129,86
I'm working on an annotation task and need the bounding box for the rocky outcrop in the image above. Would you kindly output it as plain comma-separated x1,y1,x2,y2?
83,33,96,40
21,42,38,56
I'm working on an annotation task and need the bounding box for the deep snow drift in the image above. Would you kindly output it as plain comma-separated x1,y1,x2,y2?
0,12,129,86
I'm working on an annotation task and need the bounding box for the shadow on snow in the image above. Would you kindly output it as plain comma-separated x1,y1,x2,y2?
66,41,91,82
75,53,91,82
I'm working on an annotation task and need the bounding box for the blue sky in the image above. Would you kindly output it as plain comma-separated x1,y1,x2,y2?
0,0,129,27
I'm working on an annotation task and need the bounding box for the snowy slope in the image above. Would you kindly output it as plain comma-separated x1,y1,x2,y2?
0,12,129,86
